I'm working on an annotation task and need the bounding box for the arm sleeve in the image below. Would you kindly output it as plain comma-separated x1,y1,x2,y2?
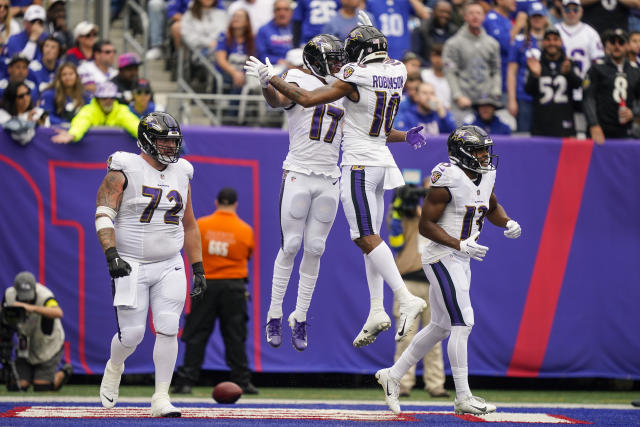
443,40,463,100
491,43,502,97
179,12,199,50
524,69,538,96
116,104,140,138
565,61,583,90
440,112,457,133
582,66,599,127
67,104,97,142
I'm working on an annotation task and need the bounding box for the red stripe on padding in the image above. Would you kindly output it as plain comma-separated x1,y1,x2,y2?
507,138,593,377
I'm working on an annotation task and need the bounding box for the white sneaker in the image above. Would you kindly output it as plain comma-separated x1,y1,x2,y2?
454,395,497,415
145,47,162,61
150,392,181,417
100,360,124,409
352,310,391,347
395,296,427,341
375,368,401,414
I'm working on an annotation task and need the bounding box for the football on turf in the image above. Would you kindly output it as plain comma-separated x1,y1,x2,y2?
212,381,242,404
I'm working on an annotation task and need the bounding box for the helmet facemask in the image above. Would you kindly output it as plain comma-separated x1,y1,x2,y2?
137,112,183,164
447,125,499,174
303,35,346,78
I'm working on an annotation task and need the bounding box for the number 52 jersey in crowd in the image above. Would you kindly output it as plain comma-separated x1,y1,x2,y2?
337,59,407,168
107,151,194,263
422,162,496,264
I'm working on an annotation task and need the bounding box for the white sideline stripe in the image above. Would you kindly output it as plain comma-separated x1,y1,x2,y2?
0,396,631,410
6,406,587,423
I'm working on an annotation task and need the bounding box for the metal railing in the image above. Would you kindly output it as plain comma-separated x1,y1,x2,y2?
122,0,149,77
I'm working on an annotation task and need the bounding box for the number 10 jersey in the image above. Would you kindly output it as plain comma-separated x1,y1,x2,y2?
107,151,193,263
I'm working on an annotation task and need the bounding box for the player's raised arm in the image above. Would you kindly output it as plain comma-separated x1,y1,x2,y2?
387,126,427,149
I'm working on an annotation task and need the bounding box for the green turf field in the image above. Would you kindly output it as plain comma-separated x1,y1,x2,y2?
0,385,635,404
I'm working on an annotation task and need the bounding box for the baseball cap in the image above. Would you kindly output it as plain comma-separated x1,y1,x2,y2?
527,2,547,16
73,21,98,40
134,78,152,93
118,52,141,69
13,272,36,302
401,51,420,62
561,0,580,7
8,53,30,66
217,187,238,205
602,28,629,43
473,93,502,108
95,81,118,98
24,5,46,22
544,27,561,38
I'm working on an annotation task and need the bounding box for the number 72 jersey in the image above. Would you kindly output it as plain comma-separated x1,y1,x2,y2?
107,151,193,263
422,162,496,264
337,59,407,167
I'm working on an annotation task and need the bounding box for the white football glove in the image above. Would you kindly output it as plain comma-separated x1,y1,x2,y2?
357,10,373,26
459,231,489,261
244,56,275,88
504,219,521,239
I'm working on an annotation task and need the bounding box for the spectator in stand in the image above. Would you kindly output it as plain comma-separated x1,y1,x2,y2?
367,0,430,60
402,51,422,76
167,0,190,52
228,0,275,35
256,0,293,64
111,52,140,105
51,81,139,144
582,0,633,33
5,5,48,62
292,0,338,46
421,43,451,109
627,30,640,65
322,0,375,41
45,0,73,51
215,9,254,93
395,82,456,135
398,72,421,117
465,94,511,135
507,2,549,132
64,21,98,65
77,40,117,93
584,28,640,144
145,0,166,61
412,1,458,66
450,0,466,28
443,1,501,124
483,0,523,95
0,81,49,146
29,36,62,94
0,0,20,55
548,0,563,25
38,61,91,125
180,0,228,57
525,27,581,137
129,78,162,118
0,54,38,99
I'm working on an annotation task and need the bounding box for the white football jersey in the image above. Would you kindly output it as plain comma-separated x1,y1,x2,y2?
282,69,343,179
108,151,193,263
422,162,496,264
556,22,604,79
336,59,407,167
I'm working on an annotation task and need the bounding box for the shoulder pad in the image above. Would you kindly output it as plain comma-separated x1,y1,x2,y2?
283,68,309,84
107,151,137,171
338,62,368,84
176,158,194,180
429,162,458,187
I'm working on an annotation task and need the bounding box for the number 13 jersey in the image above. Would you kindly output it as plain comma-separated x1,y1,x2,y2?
337,59,407,167
107,151,194,263
422,162,496,264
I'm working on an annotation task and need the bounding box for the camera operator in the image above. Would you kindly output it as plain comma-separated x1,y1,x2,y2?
2,271,71,391
387,179,450,398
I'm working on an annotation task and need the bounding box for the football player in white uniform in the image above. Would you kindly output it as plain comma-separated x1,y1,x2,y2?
255,35,346,352
94,112,206,417
245,24,428,348
375,125,522,415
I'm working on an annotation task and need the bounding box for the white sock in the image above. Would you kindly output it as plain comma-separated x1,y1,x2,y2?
366,242,411,300
268,249,295,319
153,334,178,388
364,254,384,301
293,251,321,322
110,333,136,368
390,322,449,380
448,325,472,400
370,297,384,313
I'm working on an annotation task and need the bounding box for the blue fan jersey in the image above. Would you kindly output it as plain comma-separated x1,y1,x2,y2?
293,0,338,45
483,10,512,92
366,0,414,60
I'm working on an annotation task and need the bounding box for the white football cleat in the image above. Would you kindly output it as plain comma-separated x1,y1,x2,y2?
375,368,401,414
151,392,181,417
100,360,124,409
454,395,497,415
353,310,391,347
395,296,427,341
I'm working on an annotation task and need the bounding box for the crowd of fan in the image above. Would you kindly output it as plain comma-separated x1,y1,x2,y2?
1,0,639,145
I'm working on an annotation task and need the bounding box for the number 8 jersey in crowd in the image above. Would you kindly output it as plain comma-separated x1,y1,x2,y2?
336,58,406,167
422,162,496,264
107,151,193,263
282,69,343,178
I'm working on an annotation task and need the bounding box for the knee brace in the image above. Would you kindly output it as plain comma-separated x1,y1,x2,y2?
282,234,303,256
33,383,53,392
304,238,326,256
119,325,145,348
154,312,180,336
289,192,311,219
312,195,338,223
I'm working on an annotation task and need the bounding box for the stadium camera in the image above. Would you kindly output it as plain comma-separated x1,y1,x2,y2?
393,184,429,218
0,304,26,391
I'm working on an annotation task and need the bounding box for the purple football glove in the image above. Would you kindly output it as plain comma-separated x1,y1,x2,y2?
406,126,426,150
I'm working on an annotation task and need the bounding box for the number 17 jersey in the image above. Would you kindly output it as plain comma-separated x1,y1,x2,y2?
337,59,407,167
